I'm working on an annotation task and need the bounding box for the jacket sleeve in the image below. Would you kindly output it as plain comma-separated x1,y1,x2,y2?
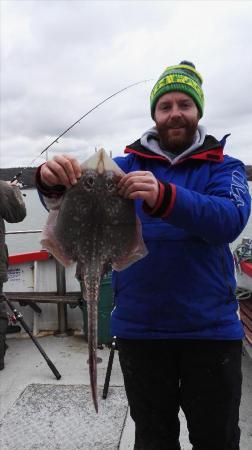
152,158,251,244
0,181,26,223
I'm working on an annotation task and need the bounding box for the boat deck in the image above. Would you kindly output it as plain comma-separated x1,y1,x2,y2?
0,333,252,450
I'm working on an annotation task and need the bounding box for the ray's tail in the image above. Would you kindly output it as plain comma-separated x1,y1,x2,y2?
81,264,102,413
86,296,99,412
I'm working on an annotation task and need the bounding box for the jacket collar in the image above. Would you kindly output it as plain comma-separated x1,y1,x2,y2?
125,134,224,164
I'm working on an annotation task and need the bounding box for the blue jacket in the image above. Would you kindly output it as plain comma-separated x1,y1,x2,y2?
110,135,251,340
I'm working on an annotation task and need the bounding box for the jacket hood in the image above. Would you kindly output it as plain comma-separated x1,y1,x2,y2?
125,129,225,165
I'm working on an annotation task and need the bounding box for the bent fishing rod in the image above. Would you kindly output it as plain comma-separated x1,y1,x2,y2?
11,79,153,183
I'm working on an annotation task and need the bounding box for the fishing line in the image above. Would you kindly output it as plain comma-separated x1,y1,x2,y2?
11,78,153,184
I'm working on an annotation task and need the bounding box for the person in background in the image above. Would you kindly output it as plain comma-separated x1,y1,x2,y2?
36,61,251,450
0,179,26,370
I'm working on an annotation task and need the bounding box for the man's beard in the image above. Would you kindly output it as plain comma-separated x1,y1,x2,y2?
156,119,198,154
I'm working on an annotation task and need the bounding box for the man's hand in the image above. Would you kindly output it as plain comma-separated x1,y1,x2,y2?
118,171,159,209
40,155,82,189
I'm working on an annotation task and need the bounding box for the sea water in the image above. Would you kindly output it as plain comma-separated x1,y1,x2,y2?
5,183,252,255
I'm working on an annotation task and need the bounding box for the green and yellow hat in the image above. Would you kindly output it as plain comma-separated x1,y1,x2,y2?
150,61,204,118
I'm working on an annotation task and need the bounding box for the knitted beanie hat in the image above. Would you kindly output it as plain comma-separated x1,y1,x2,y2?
150,61,204,118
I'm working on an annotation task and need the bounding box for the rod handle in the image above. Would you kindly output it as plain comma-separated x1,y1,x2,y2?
47,360,61,380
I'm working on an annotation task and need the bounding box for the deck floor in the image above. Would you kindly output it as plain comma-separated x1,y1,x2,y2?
0,334,252,450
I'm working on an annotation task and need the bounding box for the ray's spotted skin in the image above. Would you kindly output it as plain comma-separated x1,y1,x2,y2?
41,149,147,412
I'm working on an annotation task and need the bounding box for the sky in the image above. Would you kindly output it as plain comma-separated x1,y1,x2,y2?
1,0,252,169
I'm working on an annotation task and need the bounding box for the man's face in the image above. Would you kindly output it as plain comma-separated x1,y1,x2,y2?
154,91,200,153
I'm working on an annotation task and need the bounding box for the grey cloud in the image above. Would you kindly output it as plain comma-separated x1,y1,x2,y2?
1,1,252,167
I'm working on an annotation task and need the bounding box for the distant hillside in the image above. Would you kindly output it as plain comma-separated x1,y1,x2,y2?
0,167,36,187
0,165,251,187
246,165,252,181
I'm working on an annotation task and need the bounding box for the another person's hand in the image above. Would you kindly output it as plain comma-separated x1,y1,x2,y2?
118,171,159,209
6,180,19,186
40,155,82,189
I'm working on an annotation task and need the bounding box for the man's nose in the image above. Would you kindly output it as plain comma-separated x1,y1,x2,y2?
169,105,182,117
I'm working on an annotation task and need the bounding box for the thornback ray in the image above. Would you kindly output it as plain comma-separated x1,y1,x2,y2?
41,148,148,412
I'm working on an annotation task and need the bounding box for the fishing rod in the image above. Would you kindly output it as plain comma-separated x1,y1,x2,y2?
30,79,153,166
11,171,23,183
9,79,152,183
4,294,61,380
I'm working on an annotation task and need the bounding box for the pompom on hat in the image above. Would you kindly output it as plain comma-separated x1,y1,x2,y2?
150,61,204,118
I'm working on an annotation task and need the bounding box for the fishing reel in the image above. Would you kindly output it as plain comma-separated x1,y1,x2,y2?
10,172,26,196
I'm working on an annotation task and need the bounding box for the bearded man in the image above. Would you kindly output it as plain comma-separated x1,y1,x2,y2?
37,61,251,450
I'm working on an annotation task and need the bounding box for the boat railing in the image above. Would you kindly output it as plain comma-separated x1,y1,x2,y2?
5,230,42,234
5,229,81,335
